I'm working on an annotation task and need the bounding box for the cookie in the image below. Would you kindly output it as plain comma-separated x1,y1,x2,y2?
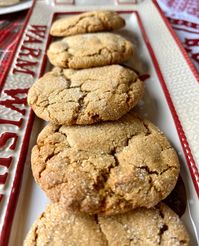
98,203,190,245
0,0,19,6
24,203,189,246
50,10,125,37
31,112,180,215
47,33,133,69
27,65,144,125
24,203,107,246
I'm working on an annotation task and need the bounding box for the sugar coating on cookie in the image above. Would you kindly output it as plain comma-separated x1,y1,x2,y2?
24,203,189,246
47,33,133,69
27,65,144,125
98,203,190,246
31,112,180,215
23,203,107,246
50,10,125,37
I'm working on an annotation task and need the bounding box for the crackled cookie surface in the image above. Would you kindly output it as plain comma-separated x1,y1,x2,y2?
27,65,144,125
47,33,133,68
50,10,125,37
24,203,189,246
99,203,189,246
31,112,180,215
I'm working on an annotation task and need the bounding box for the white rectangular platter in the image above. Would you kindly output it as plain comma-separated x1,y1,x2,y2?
0,0,198,245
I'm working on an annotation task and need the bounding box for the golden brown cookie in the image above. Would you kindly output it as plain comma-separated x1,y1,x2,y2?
27,65,144,125
23,203,107,246
98,203,190,246
31,112,180,215
24,203,189,246
0,0,20,6
50,10,125,37
47,33,133,69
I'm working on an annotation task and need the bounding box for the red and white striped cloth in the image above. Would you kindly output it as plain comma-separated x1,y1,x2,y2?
0,1,198,78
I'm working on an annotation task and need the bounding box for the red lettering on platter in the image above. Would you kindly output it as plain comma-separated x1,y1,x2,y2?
29,25,47,39
0,158,12,192
24,33,43,44
0,173,8,185
0,118,23,127
19,46,41,58
0,157,12,168
0,158,13,203
12,25,47,77
13,58,38,77
0,194,3,203
0,133,18,150
0,88,28,115
24,25,47,43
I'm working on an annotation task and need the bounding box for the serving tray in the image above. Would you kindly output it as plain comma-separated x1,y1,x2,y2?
0,0,198,245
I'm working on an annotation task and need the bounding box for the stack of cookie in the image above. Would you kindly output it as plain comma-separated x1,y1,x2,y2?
25,11,189,245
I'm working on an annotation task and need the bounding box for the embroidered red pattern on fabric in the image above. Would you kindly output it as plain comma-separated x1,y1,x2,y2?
161,0,199,18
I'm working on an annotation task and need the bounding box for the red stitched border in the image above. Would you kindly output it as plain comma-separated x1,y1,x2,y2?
0,5,199,246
